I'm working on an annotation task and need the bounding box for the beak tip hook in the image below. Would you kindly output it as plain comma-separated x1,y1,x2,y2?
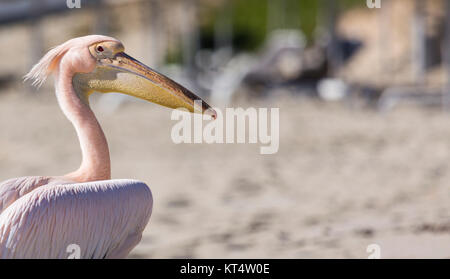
205,108,217,120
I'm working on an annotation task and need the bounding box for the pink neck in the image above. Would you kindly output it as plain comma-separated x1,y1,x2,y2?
55,69,111,182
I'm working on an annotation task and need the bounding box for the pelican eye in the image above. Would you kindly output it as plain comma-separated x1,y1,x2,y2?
97,46,104,52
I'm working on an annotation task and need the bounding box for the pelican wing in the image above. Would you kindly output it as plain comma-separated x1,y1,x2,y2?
0,176,53,214
0,179,152,259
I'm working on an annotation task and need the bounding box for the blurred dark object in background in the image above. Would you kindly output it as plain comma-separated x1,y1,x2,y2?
0,0,448,110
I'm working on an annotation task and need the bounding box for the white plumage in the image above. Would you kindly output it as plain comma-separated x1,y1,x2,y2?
0,178,152,258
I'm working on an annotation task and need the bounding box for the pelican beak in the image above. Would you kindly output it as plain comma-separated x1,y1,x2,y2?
73,52,216,119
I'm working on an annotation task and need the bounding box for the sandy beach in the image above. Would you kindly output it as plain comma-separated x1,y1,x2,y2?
0,86,448,259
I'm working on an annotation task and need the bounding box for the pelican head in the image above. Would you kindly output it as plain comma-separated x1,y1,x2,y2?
25,35,216,118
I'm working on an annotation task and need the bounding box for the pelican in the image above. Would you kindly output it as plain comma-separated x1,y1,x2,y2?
0,35,216,258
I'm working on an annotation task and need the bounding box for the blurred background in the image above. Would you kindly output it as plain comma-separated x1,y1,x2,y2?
0,0,449,258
